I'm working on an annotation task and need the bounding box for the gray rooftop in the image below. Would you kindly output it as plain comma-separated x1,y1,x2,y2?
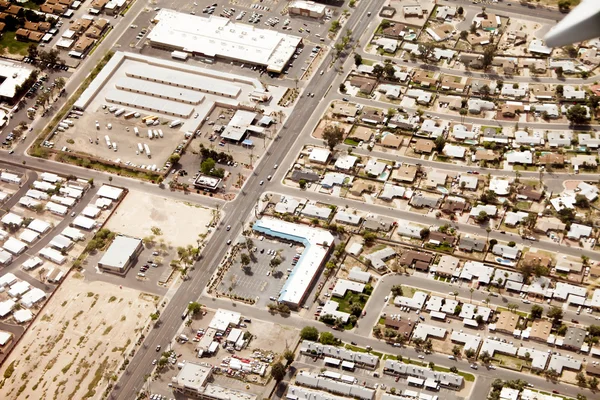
98,236,142,270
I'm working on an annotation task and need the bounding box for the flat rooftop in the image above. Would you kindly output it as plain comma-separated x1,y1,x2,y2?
148,9,302,72
115,77,206,104
0,60,34,99
253,218,334,306
174,362,211,391
98,236,141,270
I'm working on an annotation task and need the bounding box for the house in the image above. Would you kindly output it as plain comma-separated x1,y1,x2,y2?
399,251,433,271
414,139,434,154
410,193,441,209
428,231,456,246
517,187,543,201
562,327,587,352
308,147,331,164
73,36,95,53
435,255,460,277
425,171,447,188
501,83,529,98
379,184,408,201
492,244,520,260
495,311,520,334
380,133,402,148
459,261,495,284
443,144,466,159
506,151,532,165
459,175,478,190
501,102,524,118
529,319,552,342
334,155,358,171
473,149,499,162
391,164,418,183
419,119,444,138
468,99,495,114
504,211,529,227
405,89,433,105
567,223,593,240
538,153,565,166
458,235,487,253
442,197,468,214
547,131,572,147
364,159,387,178
396,222,424,239
470,204,497,218
513,130,543,147
403,5,424,18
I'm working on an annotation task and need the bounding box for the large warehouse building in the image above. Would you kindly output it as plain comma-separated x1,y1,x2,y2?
148,9,302,73
98,235,143,275
253,218,334,309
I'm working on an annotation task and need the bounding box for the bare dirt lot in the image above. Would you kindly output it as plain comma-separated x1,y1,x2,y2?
104,190,212,247
0,277,158,400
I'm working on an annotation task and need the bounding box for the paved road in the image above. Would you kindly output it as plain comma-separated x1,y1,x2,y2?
111,0,389,398
199,296,592,399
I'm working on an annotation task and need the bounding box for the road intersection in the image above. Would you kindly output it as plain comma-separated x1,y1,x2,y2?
0,0,596,399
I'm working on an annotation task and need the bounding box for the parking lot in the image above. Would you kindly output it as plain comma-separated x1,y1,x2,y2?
217,236,306,307
121,0,335,82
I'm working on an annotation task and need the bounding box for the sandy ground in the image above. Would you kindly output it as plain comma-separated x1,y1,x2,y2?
0,277,158,400
104,190,212,247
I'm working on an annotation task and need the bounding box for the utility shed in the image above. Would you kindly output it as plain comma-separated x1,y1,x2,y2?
98,236,143,275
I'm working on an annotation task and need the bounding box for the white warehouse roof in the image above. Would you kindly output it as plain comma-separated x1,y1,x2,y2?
148,9,302,73
96,185,124,200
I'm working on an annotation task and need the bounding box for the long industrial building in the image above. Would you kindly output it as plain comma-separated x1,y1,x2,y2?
148,9,302,73
253,219,333,308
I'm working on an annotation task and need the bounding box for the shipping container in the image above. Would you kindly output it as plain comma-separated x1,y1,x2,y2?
133,127,139,136
108,106,117,113
147,130,153,139
169,119,182,128
158,129,164,138
137,143,144,153
143,144,151,158
124,111,136,119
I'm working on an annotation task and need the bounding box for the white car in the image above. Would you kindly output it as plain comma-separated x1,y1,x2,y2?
259,180,264,185
417,355,425,359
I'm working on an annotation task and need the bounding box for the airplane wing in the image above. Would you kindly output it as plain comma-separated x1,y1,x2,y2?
545,0,600,47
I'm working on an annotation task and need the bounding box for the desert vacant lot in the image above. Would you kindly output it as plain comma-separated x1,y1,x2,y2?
0,276,158,400
105,190,212,247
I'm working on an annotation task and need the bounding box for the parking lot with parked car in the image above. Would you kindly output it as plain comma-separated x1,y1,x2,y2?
216,236,305,307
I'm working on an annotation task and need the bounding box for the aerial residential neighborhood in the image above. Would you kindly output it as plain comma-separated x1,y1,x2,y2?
0,0,598,400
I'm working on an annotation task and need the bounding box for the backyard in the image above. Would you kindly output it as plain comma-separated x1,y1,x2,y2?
0,31,29,57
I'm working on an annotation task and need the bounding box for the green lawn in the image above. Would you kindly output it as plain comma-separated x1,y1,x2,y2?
344,344,383,359
0,31,30,56
332,291,368,314
344,138,359,146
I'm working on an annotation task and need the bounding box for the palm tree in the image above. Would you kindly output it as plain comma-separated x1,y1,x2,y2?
452,291,459,301
469,288,475,303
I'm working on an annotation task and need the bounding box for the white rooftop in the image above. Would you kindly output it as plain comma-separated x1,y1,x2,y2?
0,59,34,99
149,9,302,72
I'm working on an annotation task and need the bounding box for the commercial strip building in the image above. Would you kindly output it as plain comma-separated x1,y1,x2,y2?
97,235,143,274
299,341,379,369
148,9,302,73
383,360,463,390
171,362,257,400
253,219,333,309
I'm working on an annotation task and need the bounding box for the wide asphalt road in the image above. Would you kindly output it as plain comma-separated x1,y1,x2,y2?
111,0,389,397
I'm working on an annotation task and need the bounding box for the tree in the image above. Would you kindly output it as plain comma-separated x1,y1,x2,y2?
299,179,307,190
391,285,403,296
474,211,489,224
589,376,599,390
547,306,563,325
566,104,589,124
434,135,446,153
480,351,492,364
482,46,497,69
576,372,588,387
270,362,286,381
201,158,216,175
465,348,476,358
450,366,458,373
428,361,435,370
354,53,362,66
240,253,251,268
319,332,337,345
187,302,202,316
556,84,564,97
479,84,491,97
452,345,461,356
300,326,319,341
283,349,295,365
383,63,396,80
372,64,384,79
322,125,344,151
419,227,430,239
54,76,66,93
575,194,590,208
363,231,377,246
457,6,464,15
169,153,181,164
417,43,434,61
576,395,587,400
459,30,468,40
27,44,38,60
530,305,543,320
